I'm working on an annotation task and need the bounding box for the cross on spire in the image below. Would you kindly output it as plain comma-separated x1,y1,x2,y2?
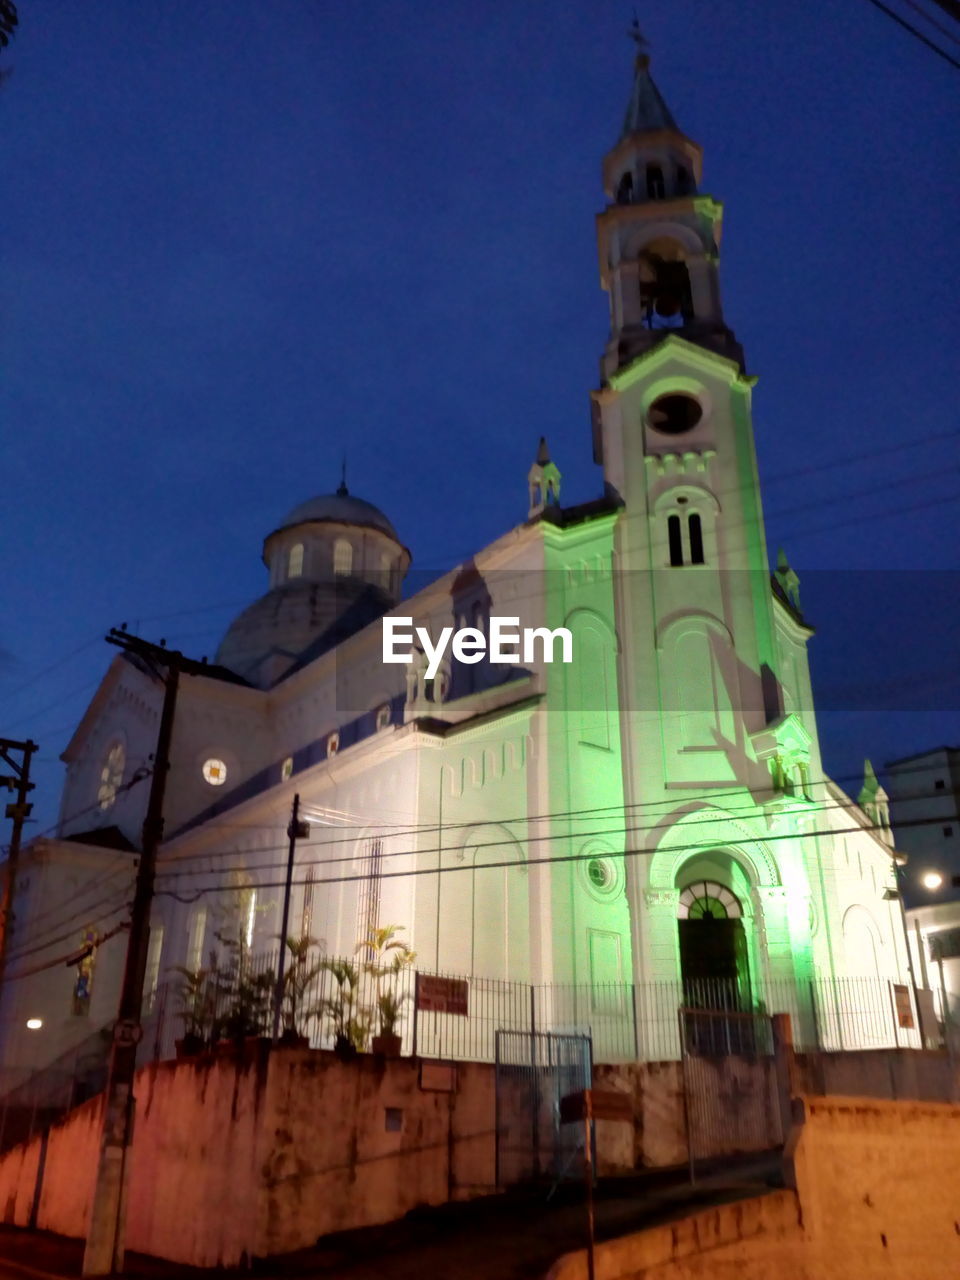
628,12,649,65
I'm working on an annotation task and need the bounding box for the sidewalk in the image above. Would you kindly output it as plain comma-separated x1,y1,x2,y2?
0,1153,783,1280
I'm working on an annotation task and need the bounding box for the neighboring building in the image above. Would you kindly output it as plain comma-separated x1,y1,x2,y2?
888,747,960,1030
886,747,960,906
2,43,915,1074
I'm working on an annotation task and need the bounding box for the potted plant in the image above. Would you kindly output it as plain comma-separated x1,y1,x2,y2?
277,933,323,1046
357,925,416,1057
211,929,273,1048
172,965,212,1057
319,958,371,1059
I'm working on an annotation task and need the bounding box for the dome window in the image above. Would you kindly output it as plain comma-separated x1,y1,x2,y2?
97,741,126,811
202,758,228,787
326,731,340,758
376,704,392,731
334,539,353,577
288,543,304,579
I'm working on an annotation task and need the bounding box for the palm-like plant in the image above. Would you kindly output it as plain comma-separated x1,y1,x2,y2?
278,933,324,1040
172,965,214,1049
319,957,372,1053
356,925,416,1040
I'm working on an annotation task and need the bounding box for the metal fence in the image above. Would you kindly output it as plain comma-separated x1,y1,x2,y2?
142,949,931,1066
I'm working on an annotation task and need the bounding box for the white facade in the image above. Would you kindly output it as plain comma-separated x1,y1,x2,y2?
0,50,917,1074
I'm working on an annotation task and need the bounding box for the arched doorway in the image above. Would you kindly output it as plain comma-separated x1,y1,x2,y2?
677,881,751,1009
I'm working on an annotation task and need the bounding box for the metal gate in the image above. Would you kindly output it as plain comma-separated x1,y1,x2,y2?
495,1030,592,1188
679,1006,783,1179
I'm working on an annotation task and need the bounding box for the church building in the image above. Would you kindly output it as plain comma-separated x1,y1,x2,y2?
1,42,913,1074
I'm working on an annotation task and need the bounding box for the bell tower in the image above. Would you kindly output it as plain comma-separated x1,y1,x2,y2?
589,32,821,994
596,25,742,383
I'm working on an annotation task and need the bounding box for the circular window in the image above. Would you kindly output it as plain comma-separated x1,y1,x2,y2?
678,881,742,920
202,758,228,787
97,742,126,811
647,394,703,435
587,859,611,889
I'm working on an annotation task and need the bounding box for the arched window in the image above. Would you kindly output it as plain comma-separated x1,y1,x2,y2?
333,538,353,577
646,164,665,199
688,513,704,565
288,543,304,579
678,881,742,920
668,514,684,567
675,164,692,195
616,171,633,204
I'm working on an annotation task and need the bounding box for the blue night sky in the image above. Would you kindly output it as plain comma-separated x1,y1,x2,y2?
2,0,958,834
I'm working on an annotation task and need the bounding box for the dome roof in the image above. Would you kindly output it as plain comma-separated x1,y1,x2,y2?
273,489,399,540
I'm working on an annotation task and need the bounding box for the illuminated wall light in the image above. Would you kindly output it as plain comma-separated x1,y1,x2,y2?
26,1018,42,1030
921,871,944,891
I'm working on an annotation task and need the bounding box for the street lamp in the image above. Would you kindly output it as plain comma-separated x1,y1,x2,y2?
921,871,944,892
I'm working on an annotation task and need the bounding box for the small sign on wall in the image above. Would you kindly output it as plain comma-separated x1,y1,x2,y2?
892,982,915,1029
415,974,469,1017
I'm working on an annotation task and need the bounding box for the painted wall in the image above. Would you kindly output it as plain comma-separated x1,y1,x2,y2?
549,1093,960,1279
0,1047,495,1268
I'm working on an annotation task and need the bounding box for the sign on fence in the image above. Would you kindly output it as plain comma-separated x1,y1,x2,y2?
892,983,915,1029
415,974,469,1016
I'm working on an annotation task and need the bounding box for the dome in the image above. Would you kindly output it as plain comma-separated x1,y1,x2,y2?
273,490,398,540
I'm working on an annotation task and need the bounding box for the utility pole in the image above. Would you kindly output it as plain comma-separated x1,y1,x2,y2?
272,793,309,1043
82,629,209,1276
0,736,38,995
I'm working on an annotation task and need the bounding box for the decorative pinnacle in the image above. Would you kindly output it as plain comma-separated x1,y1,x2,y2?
337,455,348,497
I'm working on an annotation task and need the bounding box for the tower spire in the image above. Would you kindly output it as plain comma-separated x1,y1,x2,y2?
620,17,678,139
337,456,348,497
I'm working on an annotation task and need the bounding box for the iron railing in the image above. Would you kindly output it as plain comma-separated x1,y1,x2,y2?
142,951,930,1066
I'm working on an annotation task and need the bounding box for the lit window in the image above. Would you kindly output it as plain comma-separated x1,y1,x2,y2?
97,742,126,811
202,758,227,786
334,539,353,577
376,704,391,731
242,888,257,948
281,756,294,781
187,907,207,971
327,731,340,757
144,925,164,1013
288,543,304,578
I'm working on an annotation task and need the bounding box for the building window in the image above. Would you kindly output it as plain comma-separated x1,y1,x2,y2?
72,926,98,1016
357,837,384,948
97,742,126,811
376,704,391,731
301,869,315,940
676,164,692,195
646,163,665,199
241,887,257,949
945,826,955,838
616,170,633,203
678,881,742,920
288,543,304,579
668,514,684,566
688,513,704,565
144,925,164,1013
202,758,228,786
935,779,945,790
334,538,353,577
187,907,207,972
281,756,294,782
326,731,340,758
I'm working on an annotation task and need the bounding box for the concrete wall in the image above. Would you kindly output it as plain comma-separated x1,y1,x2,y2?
549,1093,960,1279
0,1047,495,1268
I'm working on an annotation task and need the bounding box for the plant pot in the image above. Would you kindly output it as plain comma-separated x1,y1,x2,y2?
334,1033,359,1062
279,1030,310,1048
372,1032,402,1058
175,1033,205,1059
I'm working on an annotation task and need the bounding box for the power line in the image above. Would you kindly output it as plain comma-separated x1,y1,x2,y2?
863,0,960,69
153,811,949,906
902,0,960,46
